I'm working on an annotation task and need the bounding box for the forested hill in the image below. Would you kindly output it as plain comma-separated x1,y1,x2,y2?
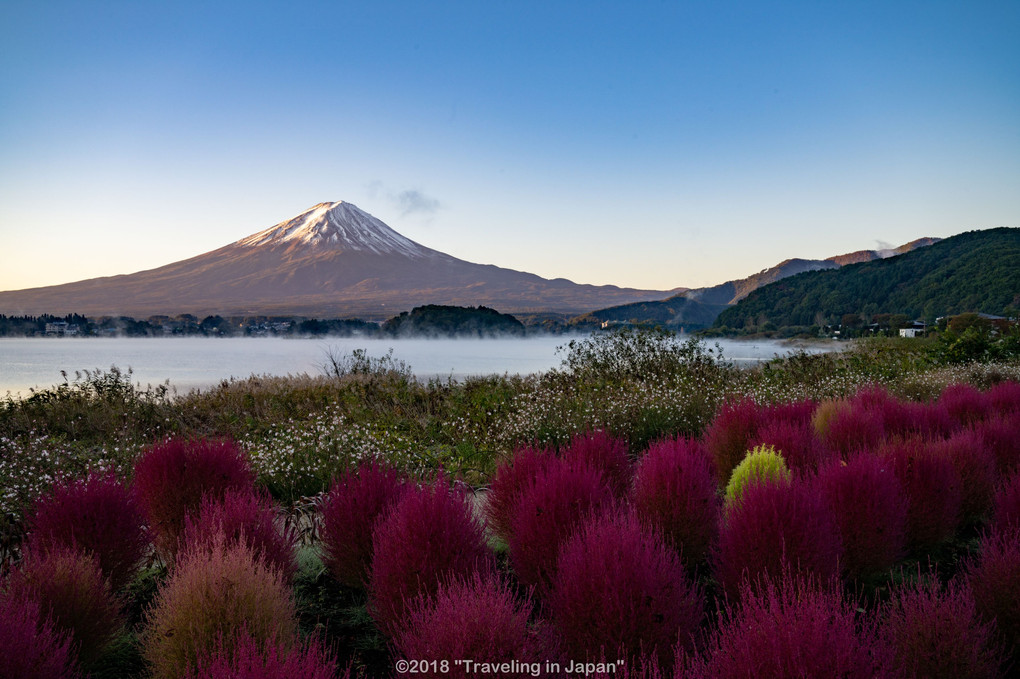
713,227,1020,331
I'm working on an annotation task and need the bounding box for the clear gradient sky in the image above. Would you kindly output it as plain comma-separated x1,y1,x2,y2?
1,1,1018,294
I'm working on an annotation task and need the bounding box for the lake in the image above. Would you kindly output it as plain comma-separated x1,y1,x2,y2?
0,335,833,397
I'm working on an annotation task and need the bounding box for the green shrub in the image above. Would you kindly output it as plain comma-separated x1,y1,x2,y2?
724,444,792,512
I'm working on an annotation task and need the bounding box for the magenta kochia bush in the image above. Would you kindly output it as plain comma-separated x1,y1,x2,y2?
632,437,719,567
881,574,1003,679
991,472,1020,536
392,573,538,679
883,438,963,552
185,633,350,679
133,437,256,558
714,477,841,600
561,430,632,498
976,414,1020,476
369,474,493,638
988,380,1020,415
318,460,408,588
484,446,552,544
8,545,124,666
817,454,907,581
703,397,762,487
938,382,992,426
180,488,297,580
0,592,81,679
968,528,1020,660
550,511,703,668
142,534,298,679
751,418,826,474
508,459,615,592
820,403,886,458
936,429,999,523
24,469,147,592
690,571,885,679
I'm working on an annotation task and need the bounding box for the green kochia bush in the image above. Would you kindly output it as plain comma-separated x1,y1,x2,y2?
368,473,492,639
723,444,791,512
142,534,299,679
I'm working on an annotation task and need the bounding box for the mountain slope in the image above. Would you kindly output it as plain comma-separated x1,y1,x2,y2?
714,228,1020,330
0,202,675,319
576,238,938,329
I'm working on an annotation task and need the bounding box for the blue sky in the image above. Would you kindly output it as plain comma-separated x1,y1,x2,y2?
1,1,1018,294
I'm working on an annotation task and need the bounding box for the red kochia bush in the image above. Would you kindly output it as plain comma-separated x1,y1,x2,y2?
991,471,1020,536
133,437,255,558
703,397,763,486
508,459,615,592
8,545,124,667
392,573,538,679
319,460,408,588
751,418,827,474
936,429,999,523
185,633,350,679
820,403,886,458
24,469,147,591
561,430,633,498
881,574,1003,679
714,478,841,600
632,437,719,567
180,488,297,580
939,383,992,426
987,380,1020,416
976,414,1020,476
690,571,885,679
484,445,552,544
369,474,492,639
968,528,1020,659
882,438,963,553
550,511,703,668
817,454,908,581
0,592,81,679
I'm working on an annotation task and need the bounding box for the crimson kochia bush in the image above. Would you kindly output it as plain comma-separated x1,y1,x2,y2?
0,592,82,679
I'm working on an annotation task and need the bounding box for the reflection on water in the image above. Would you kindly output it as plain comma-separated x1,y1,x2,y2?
0,335,835,397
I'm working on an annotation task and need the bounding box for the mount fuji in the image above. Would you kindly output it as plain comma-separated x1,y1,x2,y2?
0,202,677,319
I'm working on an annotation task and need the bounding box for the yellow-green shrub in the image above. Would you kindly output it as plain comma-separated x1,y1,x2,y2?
724,445,792,513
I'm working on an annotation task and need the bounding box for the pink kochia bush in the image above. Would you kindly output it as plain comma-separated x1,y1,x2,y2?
751,418,826,474
714,477,841,600
881,574,1004,679
882,438,963,552
550,511,703,669
7,545,124,666
819,401,886,458
185,633,350,679
369,474,493,639
976,414,1020,476
508,458,615,592
936,429,1000,523
687,571,885,679
987,380,1020,415
632,437,719,567
180,488,298,580
817,454,908,582
142,534,298,679
319,460,408,588
938,382,992,426
0,592,81,679
24,469,147,591
561,430,633,498
133,437,256,558
991,471,1020,536
703,398,762,485
484,445,552,544
392,573,538,679
968,528,1020,660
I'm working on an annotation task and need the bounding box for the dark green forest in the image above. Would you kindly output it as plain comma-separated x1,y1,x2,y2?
714,227,1020,332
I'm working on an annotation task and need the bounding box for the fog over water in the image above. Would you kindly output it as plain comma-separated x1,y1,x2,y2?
0,335,834,397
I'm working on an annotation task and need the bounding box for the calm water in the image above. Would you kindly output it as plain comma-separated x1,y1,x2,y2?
0,335,831,397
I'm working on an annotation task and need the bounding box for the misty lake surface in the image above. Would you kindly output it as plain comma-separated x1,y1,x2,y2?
0,336,834,397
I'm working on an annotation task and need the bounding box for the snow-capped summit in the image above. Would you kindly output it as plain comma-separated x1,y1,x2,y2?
238,201,433,258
